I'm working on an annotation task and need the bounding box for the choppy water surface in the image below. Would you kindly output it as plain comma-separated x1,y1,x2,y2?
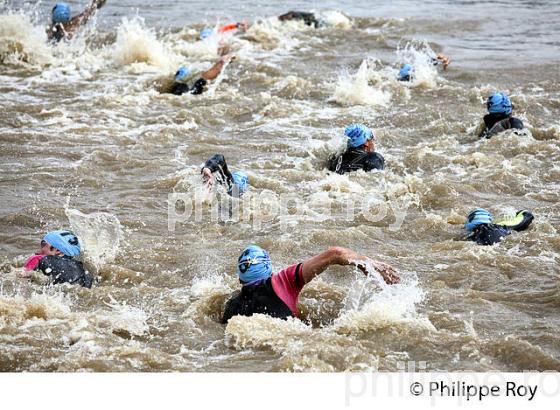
1,0,559,372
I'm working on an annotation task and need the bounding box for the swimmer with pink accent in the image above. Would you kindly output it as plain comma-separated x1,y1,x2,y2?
221,245,399,323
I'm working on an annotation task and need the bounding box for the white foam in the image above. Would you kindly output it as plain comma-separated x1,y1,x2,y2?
0,13,52,66
396,41,441,88
332,60,392,106
66,208,124,268
113,17,180,71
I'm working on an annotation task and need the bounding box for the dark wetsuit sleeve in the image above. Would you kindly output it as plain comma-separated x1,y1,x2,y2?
49,23,67,43
510,211,534,232
467,224,511,246
221,290,241,324
36,257,52,276
363,152,385,171
190,78,208,95
278,11,318,27
170,82,190,96
328,155,343,174
510,117,524,130
203,154,234,185
480,113,510,138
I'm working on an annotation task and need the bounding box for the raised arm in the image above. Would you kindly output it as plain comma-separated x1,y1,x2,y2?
434,53,450,70
68,0,107,29
201,55,234,81
301,247,400,285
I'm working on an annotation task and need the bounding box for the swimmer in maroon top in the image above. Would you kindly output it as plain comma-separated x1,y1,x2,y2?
222,245,400,323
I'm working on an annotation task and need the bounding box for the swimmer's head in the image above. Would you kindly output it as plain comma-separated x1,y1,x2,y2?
345,123,374,149
236,245,272,284
464,208,493,231
42,230,81,257
229,171,249,197
200,27,214,40
398,64,413,81
52,3,71,24
487,92,513,115
174,66,192,83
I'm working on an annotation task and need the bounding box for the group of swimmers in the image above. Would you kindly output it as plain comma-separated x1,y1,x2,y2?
18,2,534,324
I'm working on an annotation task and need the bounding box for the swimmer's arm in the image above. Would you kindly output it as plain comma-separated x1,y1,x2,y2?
301,247,400,285
434,53,450,70
68,0,107,30
201,55,235,81
278,11,296,21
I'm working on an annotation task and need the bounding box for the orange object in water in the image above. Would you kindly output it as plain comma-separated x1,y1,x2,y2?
218,23,239,33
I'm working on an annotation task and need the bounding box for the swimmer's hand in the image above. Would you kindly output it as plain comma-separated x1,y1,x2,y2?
301,247,400,285
436,53,450,70
356,259,400,285
17,269,32,278
221,54,236,64
202,167,214,189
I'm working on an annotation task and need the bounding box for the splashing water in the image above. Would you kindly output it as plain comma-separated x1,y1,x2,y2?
332,60,392,106
318,10,353,29
113,17,179,70
0,13,52,66
1,1,560,373
66,208,124,269
396,41,441,88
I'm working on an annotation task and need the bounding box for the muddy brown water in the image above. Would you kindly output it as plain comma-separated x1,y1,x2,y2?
0,1,559,371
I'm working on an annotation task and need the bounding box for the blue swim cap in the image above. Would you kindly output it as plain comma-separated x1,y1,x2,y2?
398,64,413,81
52,3,71,24
229,171,249,197
236,245,272,283
175,66,192,82
464,208,493,231
487,92,512,115
200,27,214,40
345,124,373,149
43,230,81,257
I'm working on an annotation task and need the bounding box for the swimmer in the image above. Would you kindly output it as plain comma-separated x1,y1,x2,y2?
328,124,385,174
168,54,235,96
201,154,248,197
199,11,327,45
478,92,524,139
199,21,249,40
397,54,451,81
47,0,107,43
18,230,93,288
222,245,399,323
463,208,534,246
278,11,323,28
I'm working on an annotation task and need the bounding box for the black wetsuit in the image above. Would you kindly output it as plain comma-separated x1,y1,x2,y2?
49,23,67,43
202,154,234,190
170,78,208,96
328,149,385,174
278,11,320,28
221,264,303,324
466,211,534,246
479,113,524,139
36,255,93,288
